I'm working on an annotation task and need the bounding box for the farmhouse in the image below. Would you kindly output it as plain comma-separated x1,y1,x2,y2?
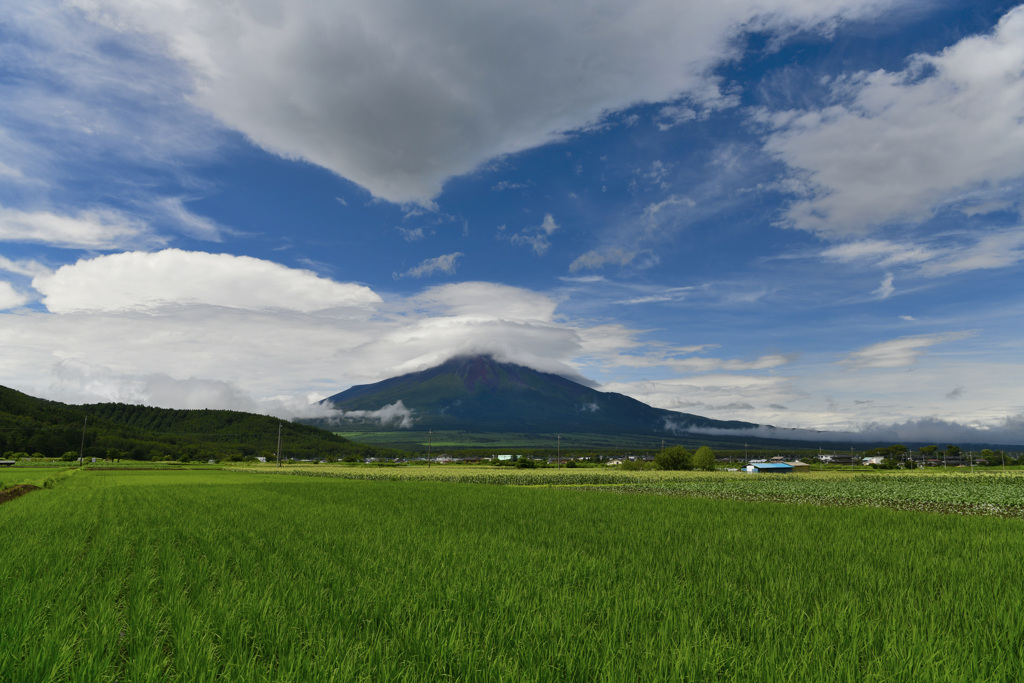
745,462,794,474
786,461,811,472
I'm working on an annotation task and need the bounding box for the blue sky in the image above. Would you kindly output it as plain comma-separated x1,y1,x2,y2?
1,0,1023,443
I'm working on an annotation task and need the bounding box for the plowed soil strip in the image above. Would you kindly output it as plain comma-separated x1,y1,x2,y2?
0,484,40,505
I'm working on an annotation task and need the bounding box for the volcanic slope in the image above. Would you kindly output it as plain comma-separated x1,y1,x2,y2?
323,355,758,435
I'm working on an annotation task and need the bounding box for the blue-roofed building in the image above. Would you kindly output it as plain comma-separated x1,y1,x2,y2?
745,462,794,474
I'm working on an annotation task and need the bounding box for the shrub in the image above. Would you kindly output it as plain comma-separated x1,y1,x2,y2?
655,446,691,471
692,446,715,471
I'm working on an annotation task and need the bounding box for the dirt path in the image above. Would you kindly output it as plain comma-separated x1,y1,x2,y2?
0,484,40,506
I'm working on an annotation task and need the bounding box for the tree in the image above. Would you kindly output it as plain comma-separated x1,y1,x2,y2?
655,446,691,471
692,446,715,471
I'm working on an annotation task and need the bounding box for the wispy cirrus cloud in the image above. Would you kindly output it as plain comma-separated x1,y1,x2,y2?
0,205,160,250
393,252,463,279
839,332,974,369
821,229,1024,277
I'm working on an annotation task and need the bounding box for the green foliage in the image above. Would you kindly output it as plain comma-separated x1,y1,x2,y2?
0,384,404,463
619,459,646,471
2,469,1024,681
692,446,715,471
655,445,691,470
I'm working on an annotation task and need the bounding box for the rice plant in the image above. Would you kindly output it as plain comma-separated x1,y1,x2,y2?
1,469,1022,681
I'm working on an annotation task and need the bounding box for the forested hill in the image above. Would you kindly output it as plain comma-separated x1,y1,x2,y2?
0,385,389,462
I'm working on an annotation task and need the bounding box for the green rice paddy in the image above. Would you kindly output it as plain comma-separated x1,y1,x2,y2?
2,468,1022,681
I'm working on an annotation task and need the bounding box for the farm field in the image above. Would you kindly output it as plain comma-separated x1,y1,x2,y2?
2,469,1023,681
0,466,73,489
230,464,1024,517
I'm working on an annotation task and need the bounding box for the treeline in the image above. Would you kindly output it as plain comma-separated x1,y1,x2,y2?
0,386,402,462
861,443,1019,468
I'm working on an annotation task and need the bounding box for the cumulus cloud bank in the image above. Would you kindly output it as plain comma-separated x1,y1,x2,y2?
688,415,1024,448
330,401,416,429
33,249,381,313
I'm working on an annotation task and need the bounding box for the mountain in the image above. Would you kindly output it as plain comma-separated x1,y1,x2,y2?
321,354,759,435
0,384,386,461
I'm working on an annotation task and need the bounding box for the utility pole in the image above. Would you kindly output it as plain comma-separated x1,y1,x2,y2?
557,434,561,467
79,416,87,466
276,423,282,467
427,430,433,468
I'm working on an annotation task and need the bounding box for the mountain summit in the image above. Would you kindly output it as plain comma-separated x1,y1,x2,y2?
322,355,758,434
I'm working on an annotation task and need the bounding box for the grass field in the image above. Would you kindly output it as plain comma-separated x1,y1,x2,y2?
2,468,1023,681
0,466,74,489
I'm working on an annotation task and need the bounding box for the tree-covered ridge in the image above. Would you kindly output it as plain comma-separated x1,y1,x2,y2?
85,403,346,441
0,385,397,462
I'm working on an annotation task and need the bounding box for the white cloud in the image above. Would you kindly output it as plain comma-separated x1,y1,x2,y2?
155,197,225,241
397,226,426,242
597,351,790,374
570,247,652,272
0,281,29,310
331,401,416,429
1,252,1022,440
918,228,1024,276
0,254,51,278
766,6,1024,235
873,272,894,299
0,273,591,412
0,205,158,249
413,282,558,320
821,239,936,267
819,229,1024,278
840,332,973,369
394,252,463,279
508,213,559,255
32,249,381,313
0,4,222,192
604,374,791,420
63,0,908,204
47,357,340,419
690,414,1024,447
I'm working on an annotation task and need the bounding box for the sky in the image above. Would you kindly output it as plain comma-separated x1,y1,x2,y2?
2,0,1024,444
